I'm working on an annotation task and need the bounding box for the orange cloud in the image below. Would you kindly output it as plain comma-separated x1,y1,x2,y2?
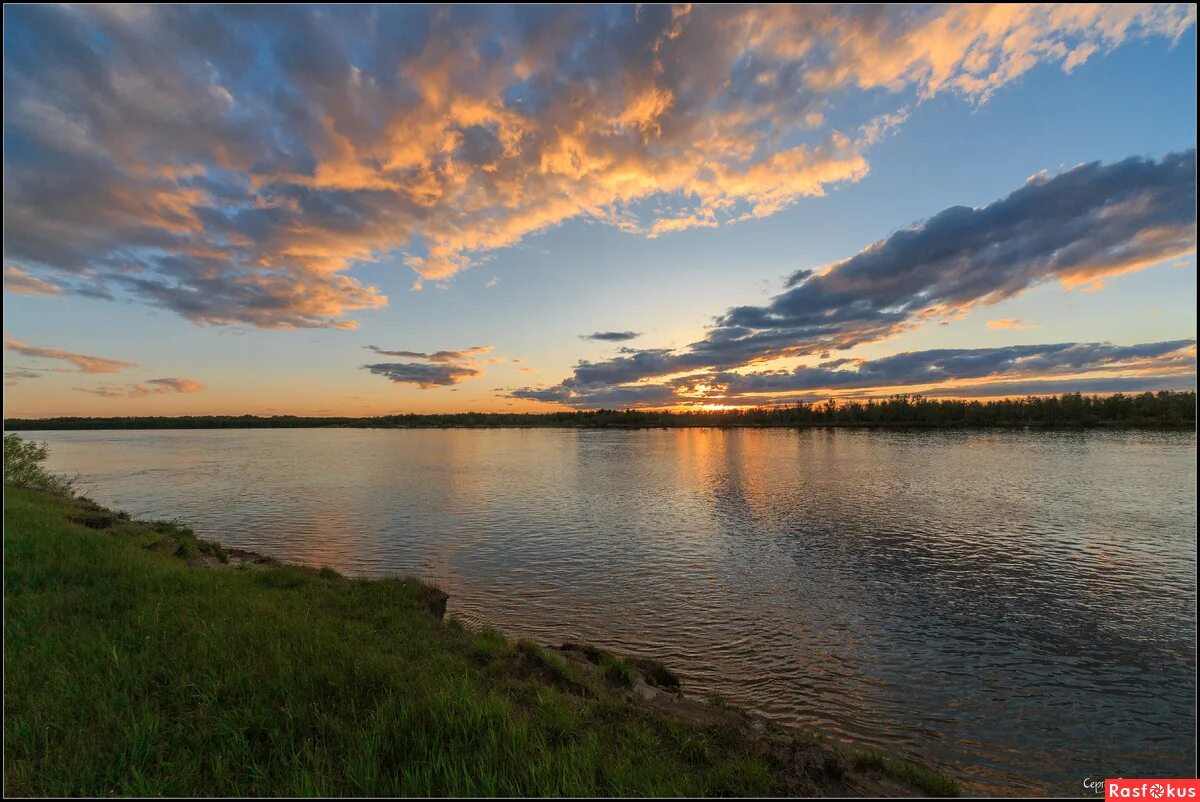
74,377,206,398
5,5,1190,327
805,3,1195,100
4,336,138,374
3,266,61,296
986,318,1039,330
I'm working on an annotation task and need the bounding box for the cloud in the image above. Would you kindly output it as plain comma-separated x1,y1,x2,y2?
362,343,492,388
363,362,482,389
710,340,1196,396
4,336,138,374
986,318,1039,330
146,377,205,393
74,376,206,397
917,375,1196,398
581,330,643,342
4,266,61,296
366,344,492,363
513,340,1195,408
4,5,1191,328
517,150,1197,402
802,4,1195,100
4,368,44,386
510,381,678,408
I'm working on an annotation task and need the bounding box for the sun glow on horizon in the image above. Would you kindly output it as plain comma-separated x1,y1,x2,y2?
1,4,1195,417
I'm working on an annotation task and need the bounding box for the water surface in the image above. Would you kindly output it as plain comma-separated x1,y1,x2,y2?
29,427,1197,794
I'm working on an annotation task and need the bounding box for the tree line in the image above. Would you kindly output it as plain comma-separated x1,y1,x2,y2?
3,391,1195,430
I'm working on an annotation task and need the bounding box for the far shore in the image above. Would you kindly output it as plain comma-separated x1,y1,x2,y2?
4,389,1197,432
6,420,1197,434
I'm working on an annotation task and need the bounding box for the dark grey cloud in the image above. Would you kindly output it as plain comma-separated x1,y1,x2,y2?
737,149,1197,346
581,331,643,342
362,343,493,389
366,345,492,363
363,362,482,389
510,382,678,408
513,339,1195,409
712,340,1197,395
523,150,1197,400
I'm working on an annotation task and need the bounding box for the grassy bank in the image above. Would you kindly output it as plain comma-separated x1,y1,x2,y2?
4,484,959,797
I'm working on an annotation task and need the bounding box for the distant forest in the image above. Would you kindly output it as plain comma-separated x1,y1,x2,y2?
5,391,1195,430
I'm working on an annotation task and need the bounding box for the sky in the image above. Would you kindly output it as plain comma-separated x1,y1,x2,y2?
2,3,1197,417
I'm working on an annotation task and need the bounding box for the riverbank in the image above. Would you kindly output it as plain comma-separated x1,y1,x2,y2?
5,390,1196,431
3,486,961,797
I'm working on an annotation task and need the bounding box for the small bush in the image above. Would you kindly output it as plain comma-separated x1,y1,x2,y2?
3,434,75,496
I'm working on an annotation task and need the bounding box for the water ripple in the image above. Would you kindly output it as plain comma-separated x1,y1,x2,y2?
32,426,1197,795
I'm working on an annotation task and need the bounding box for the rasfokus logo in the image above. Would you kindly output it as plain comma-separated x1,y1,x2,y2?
1107,780,1200,800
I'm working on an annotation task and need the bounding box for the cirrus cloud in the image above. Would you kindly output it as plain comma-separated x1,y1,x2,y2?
986,318,1039,330
4,336,139,374
4,266,62,296
4,368,44,386
74,377,206,398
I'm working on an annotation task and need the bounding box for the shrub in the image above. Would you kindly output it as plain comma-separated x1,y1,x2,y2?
3,434,75,496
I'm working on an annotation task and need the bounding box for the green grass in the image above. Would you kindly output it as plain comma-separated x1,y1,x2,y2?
4,487,790,796
850,750,962,797
4,485,961,797
559,642,672,691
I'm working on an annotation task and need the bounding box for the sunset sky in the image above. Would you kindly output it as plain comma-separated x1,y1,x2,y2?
3,3,1197,417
